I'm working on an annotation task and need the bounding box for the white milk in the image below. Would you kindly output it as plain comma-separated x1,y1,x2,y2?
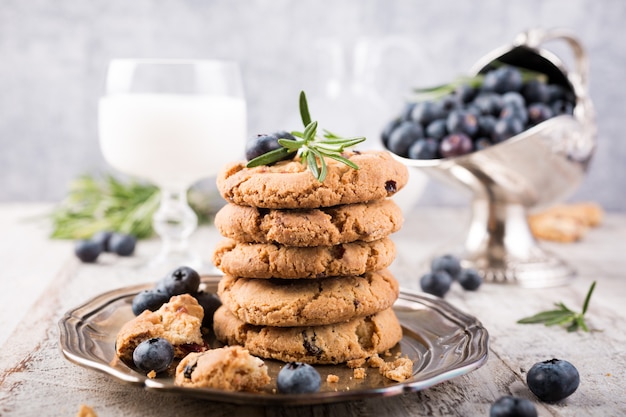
99,93,246,189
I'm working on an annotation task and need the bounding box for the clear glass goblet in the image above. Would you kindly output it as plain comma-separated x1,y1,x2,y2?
98,59,246,273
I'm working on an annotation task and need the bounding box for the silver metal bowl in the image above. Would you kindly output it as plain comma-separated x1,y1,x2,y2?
395,28,596,287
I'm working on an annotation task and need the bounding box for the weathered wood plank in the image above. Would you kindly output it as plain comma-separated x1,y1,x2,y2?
0,205,624,416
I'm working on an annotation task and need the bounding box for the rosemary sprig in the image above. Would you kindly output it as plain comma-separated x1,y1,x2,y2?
517,281,597,332
410,62,549,102
246,91,366,182
50,174,213,239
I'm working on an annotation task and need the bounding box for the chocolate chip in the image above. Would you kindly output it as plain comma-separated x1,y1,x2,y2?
302,331,323,357
385,180,397,194
183,362,197,379
331,244,345,259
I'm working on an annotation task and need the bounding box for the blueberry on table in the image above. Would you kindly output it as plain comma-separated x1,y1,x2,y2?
489,396,537,417
526,358,580,403
132,289,170,316
457,268,483,291
74,239,103,263
419,270,453,298
156,266,201,296
430,254,462,280
133,337,174,374
108,232,136,256
91,230,113,252
276,362,321,394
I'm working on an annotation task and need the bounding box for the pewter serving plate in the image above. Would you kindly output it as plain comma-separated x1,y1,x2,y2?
58,275,489,406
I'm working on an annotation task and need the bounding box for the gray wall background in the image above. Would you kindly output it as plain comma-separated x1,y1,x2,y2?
1,0,624,210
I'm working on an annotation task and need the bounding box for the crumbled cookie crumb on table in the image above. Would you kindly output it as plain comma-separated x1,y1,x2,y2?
379,357,414,382
353,368,367,379
326,374,340,383
76,405,97,417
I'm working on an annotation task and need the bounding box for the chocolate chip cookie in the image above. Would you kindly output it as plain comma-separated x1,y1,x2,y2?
174,346,270,391
218,269,399,327
213,306,403,365
214,199,403,247
216,150,409,209
213,238,396,279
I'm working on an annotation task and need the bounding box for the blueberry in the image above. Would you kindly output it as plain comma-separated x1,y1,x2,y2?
91,230,113,252
477,115,497,138
458,268,483,291
132,337,174,374
526,358,580,403
482,66,523,93
74,239,103,263
474,137,493,151
492,117,524,143
500,105,528,126
386,121,423,157
439,133,473,158
420,270,453,298
408,138,439,159
410,100,443,126
381,118,402,147
501,91,526,110
132,289,170,316
446,110,479,137
425,118,448,140
527,103,554,126
245,132,296,162
276,362,321,394
431,254,462,280
490,396,537,417
522,79,550,104
473,93,504,116
192,291,222,327
156,266,201,296
454,84,477,103
108,232,136,256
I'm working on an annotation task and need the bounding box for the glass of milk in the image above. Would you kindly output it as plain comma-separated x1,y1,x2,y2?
99,59,246,272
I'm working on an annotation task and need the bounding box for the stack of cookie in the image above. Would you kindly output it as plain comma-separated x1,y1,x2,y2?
211,150,409,365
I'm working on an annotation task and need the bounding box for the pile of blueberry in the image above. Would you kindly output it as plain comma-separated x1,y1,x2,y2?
74,230,137,263
129,266,222,375
419,254,482,297
491,358,580,416
382,64,576,160
132,266,221,328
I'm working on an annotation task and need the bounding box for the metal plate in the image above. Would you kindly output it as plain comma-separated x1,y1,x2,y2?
58,275,489,405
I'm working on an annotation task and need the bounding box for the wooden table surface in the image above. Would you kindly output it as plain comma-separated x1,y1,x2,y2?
1,203,625,416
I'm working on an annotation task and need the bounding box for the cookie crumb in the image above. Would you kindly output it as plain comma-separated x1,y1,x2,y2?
379,357,413,382
353,368,367,379
147,370,157,379
384,350,392,357
347,357,366,369
367,354,385,368
77,405,97,417
326,374,339,383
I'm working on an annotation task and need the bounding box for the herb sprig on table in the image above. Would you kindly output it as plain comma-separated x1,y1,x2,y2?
517,281,597,332
50,175,212,239
246,91,366,182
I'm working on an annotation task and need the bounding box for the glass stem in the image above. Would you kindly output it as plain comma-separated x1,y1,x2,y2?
152,188,198,260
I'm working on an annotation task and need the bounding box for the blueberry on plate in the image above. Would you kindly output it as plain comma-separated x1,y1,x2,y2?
132,289,170,316
156,266,201,296
430,254,462,280
74,239,103,263
192,291,222,327
419,270,453,298
133,337,174,374
526,358,580,403
490,396,537,417
108,232,136,256
457,268,483,291
276,362,321,394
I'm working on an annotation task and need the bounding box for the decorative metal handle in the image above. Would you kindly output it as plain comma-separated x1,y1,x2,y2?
514,28,589,92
